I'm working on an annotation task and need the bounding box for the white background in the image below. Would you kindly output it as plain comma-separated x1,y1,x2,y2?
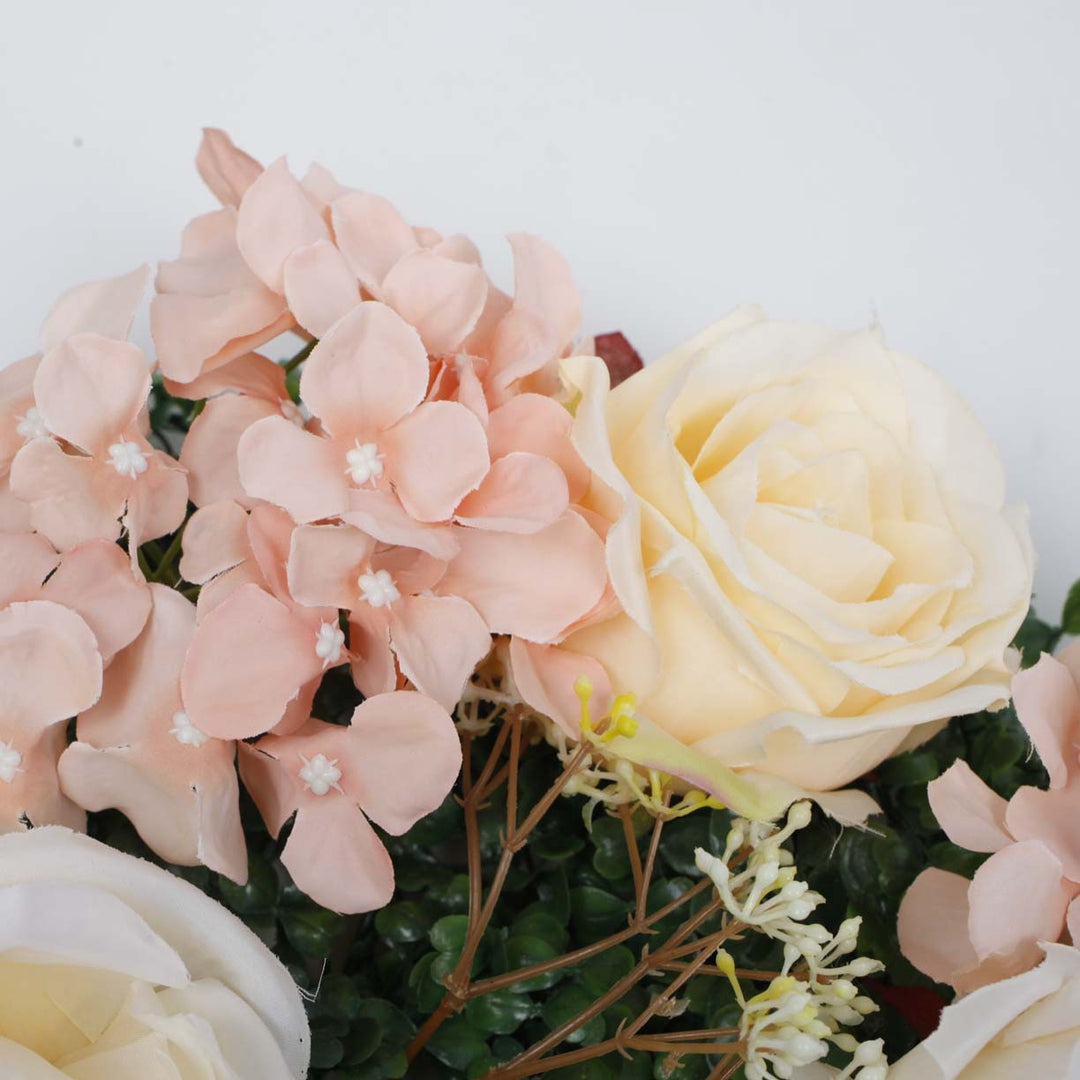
2,0,1078,616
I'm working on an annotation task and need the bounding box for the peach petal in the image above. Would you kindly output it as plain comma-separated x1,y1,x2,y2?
196,128,263,208
179,501,250,586
381,249,488,354
439,511,608,642
0,354,39,474
343,489,459,560
342,692,461,834
42,539,151,664
33,333,150,455
928,759,1012,853
390,595,491,710
1011,653,1080,788
236,158,330,294
372,546,447,594
348,607,396,699
1006,781,1080,881
238,415,348,523
0,600,102,730
489,305,561,391
123,454,190,550
196,561,263,617
507,232,582,352
181,584,324,739
40,264,150,353
1069,896,1080,945
276,676,320,736
968,841,1072,964
287,523,372,609
300,163,349,212
330,191,418,290
244,504,299,601
0,531,59,607
898,867,981,989
487,393,590,501
0,484,32,533
299,301,428,439
283,240,361,337
455,451,568,534
237,741,300,837
9,438,126,550
382,400,490,523
508,637,614,739
181,393,277,507
433,234,482,264
0,724,86,833
164,350,287,403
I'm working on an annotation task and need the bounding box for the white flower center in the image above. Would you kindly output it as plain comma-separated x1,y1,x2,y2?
108,440,149,478
169,710,209,747
314,621,345,665
345,441,384,486
299,752,342,796
15,407,49,441
280,399,305,426
358,568,400,608
0,741,24,783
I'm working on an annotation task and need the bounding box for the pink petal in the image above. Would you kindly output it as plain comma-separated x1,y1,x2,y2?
0,484,32,534
433,234,482,264
508,637,613,739
928,760,1012,853
372,545,447,595
489,305,561,392
301,163,349,213
237,739,301,836
40,265,150,353
282,799,395,914
123,454,190,550
33,333,150,454
898,868,980,989
348,606,396,699
244,503,301,602
383,401,489,523
0,354,38,474
164,350,287,403
389,595,491,710
238,415,348,523
1006,780,1080,881
342,692,461,834
330,191,418,290
1069,895,1080,945
0,531,58,607
9,438,126,550
283,240,361,337
1011,653,1080,788
42,539,151,664
181,394,278,507
455,451,568,534
506,232,582,352
287,523,372,609
0,724,85,833
299,302,428,439
968,841,1072,964
381,250,488,354
344,489,459,560
179,501,250,586
181,584,325,739
196,561,263,617
487,393,590,501
196,128,263,208
0,600,102,730
439,511,608,642
236,158,330,294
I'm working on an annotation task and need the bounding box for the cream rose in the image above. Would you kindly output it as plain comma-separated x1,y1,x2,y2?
559,308,1033,791
0,827,309,1078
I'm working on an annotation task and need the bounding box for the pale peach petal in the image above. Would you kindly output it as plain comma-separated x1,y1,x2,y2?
244,503,300,602
968,841,1072,965
1006,781,1080,881
508,637,613,739
928,759,1012,853
287,523,372,609
489,305,561,392
164,350,287,403
1011,653,1080,789
181,584,325,739
276,676,320,736
389,595,491,710
196,128,263,208
455,451,568,533
507,232,581,352
238,415,348,523
300,162,349,212
898,868,980,989
330,191,418,290
41,538,151,663
0,484,32,533
462,283,512,360
0,600,102,730
0,354,39,474
33,333,150,454
0,724,85,833
433,234,482,264
181,394,277,507
9,438,126,550
299,302,428,439
1069,896,1080,945
179,501,250,585
283,240,360,337
236,158,330,294
0,531,58,607
381,249,488,354
196,561,263,617
237,741,300,837
439,511,608,642
372,546,447,594
343,489,459,560
382,400,490,522
40,264,150,353
341,692,461,834
487,393,590,501
123,454,190,550
348,607,396,698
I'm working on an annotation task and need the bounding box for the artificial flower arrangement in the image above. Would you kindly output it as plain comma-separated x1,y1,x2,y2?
0,128,1076,1079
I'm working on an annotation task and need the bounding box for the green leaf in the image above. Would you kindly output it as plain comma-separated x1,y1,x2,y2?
340,1016,382,1067
590,816,632,880
1063,580,1080,634
577,945,636,997
278,906,345,958
425,1015,489,1071
503,935,566,991
464,988,537,1034
540,984,606,1046
511,908,570,952
309,1032,344,1070
570,886,631,939
375,900,432,945
430,913,470,956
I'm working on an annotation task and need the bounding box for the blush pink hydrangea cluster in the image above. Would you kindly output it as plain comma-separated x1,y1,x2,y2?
0,129,610,914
